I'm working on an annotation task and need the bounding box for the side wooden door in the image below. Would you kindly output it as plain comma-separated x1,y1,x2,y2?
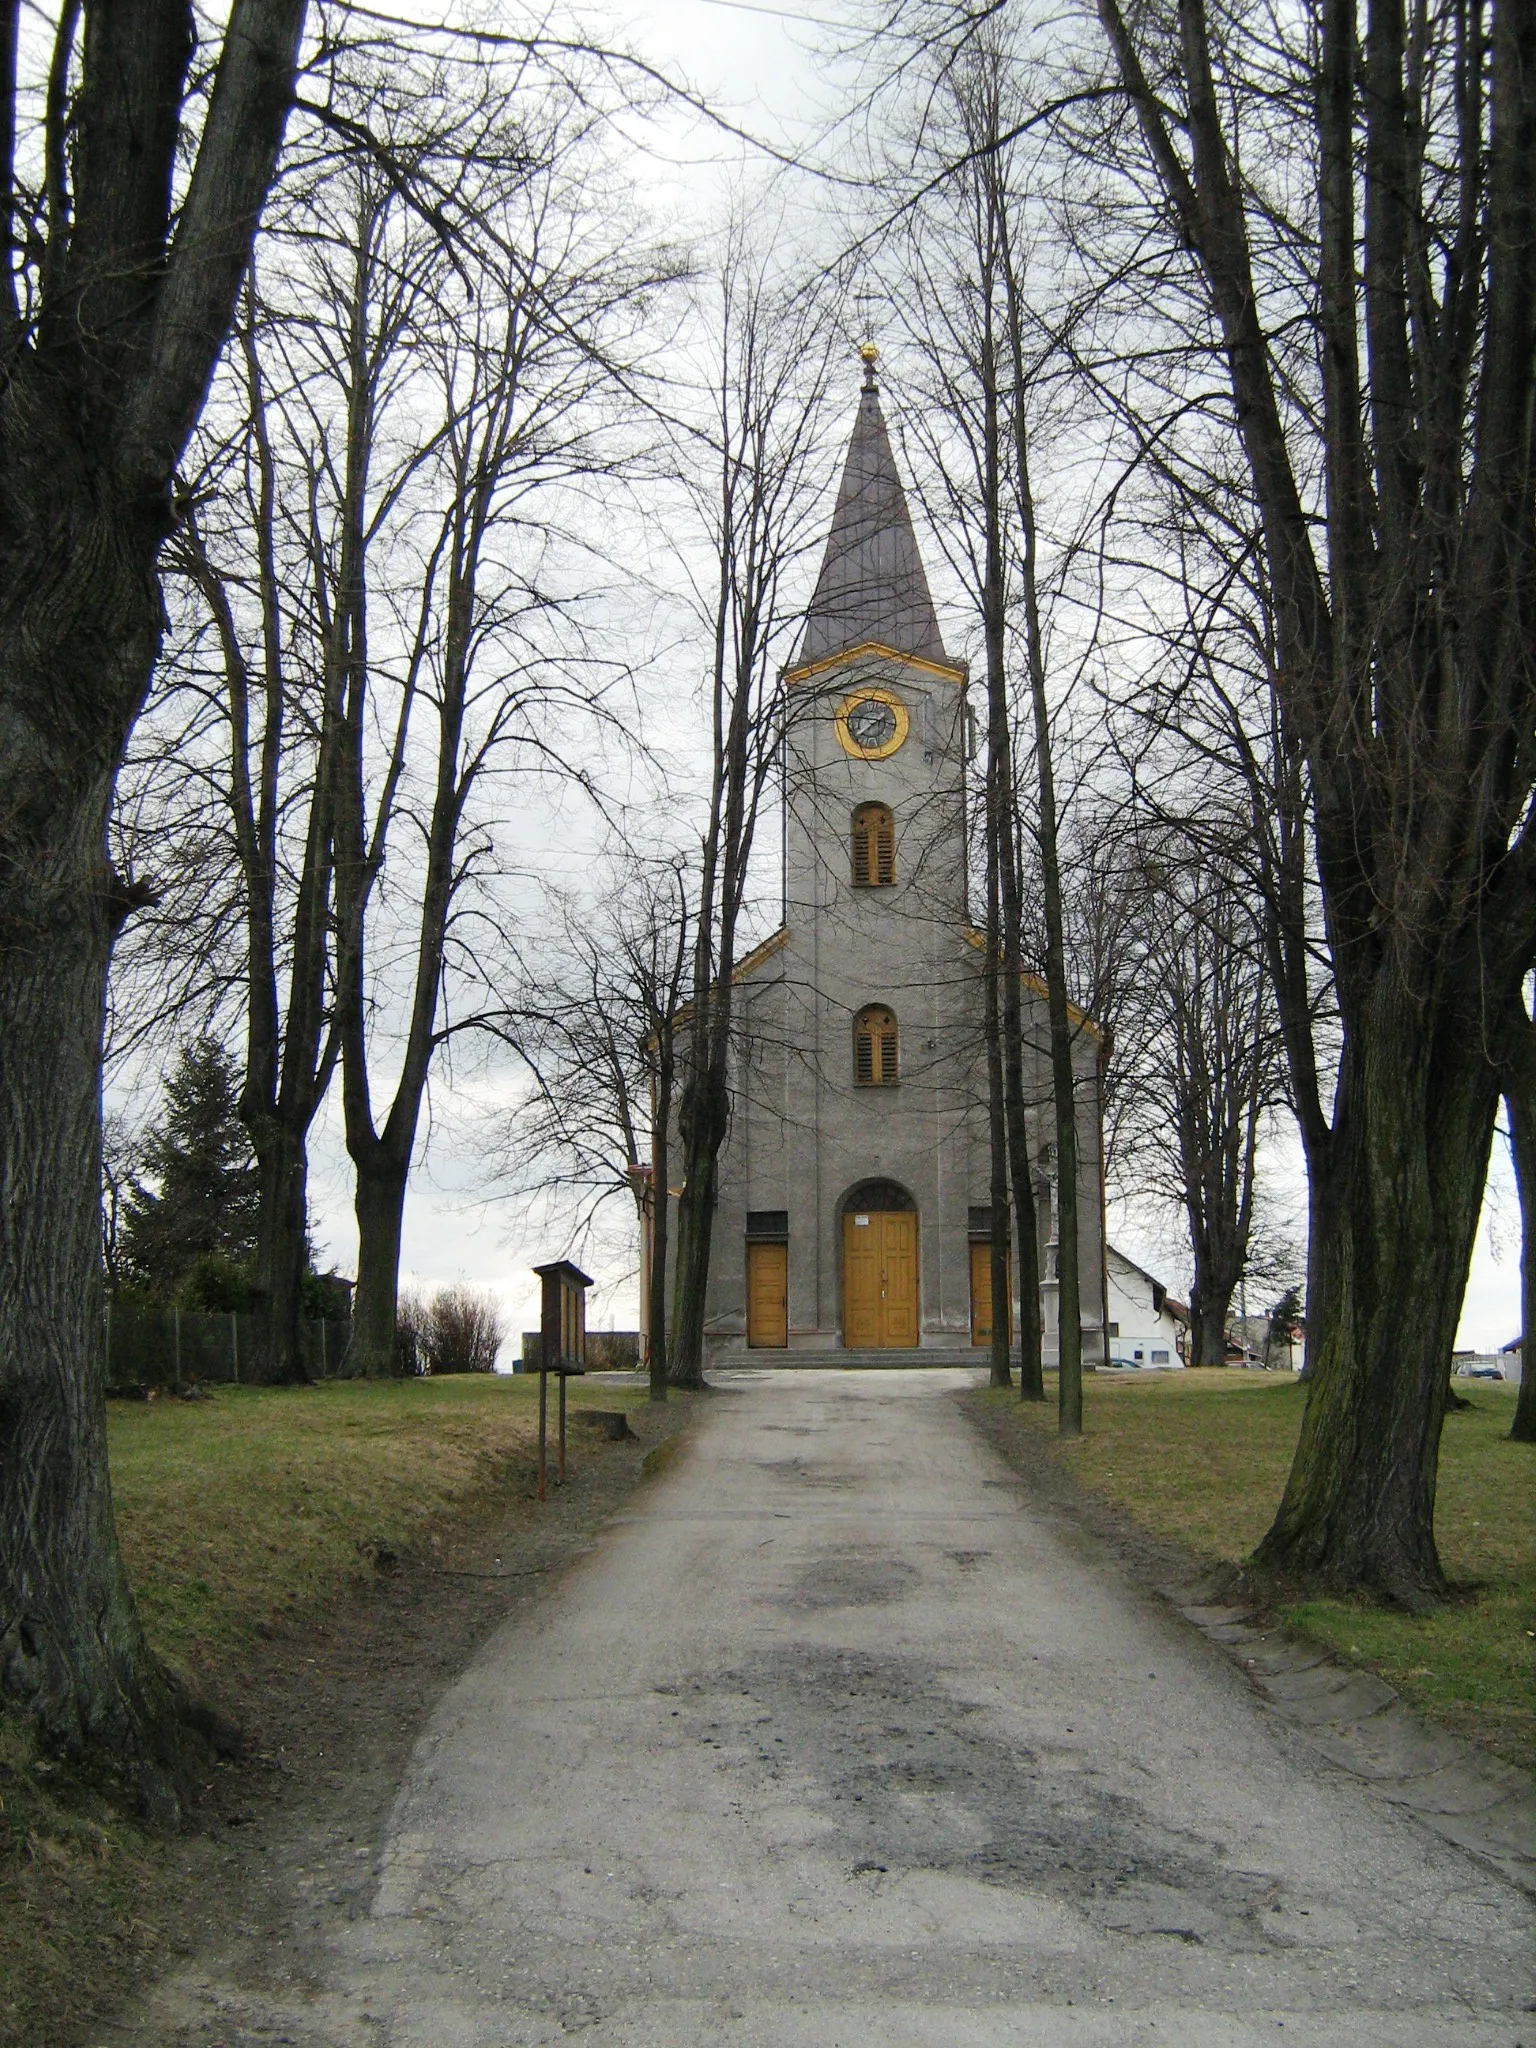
969,1242,1011,1348
746,1241,788,1348
842,1212,883,1347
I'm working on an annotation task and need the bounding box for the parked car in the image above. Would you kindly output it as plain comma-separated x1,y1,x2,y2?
1459,1363,1505,1381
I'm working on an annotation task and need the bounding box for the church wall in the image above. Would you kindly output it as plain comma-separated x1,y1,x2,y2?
692,649,1109,1360
777,651,975,1348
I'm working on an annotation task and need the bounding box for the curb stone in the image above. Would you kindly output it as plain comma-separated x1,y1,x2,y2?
1169,1594,1536,1897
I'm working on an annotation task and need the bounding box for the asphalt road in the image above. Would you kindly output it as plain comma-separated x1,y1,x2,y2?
144,1368,1536,2045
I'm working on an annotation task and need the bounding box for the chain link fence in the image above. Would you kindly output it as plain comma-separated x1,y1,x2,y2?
105,1298,352,1387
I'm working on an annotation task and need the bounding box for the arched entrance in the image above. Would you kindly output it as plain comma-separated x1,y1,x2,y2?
840,1179,919,1348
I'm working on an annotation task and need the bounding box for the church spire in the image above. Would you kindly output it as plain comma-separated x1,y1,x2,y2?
793,351,951,671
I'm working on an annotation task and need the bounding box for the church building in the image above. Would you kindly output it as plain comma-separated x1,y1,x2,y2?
693,353,1107,1363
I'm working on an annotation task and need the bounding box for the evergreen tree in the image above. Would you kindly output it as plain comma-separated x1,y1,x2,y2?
119,1039,260,1298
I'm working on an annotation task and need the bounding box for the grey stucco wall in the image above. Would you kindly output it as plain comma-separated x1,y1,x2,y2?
682,647,1105,1358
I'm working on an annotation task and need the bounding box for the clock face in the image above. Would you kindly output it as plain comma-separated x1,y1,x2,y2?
837,688,908,759
847,697,897,752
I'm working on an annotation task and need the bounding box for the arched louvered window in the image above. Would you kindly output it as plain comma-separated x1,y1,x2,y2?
851,802,895,888
853,1005,899,1086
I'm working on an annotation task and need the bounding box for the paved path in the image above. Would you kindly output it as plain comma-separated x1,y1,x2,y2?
154,1370,1536,2044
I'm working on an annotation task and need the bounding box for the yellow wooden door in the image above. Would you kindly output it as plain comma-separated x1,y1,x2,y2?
881,1212,919,1346
746,1241,788,1348
970,1241,1011,1347
844,1210,920,1347
843,1212,883,1347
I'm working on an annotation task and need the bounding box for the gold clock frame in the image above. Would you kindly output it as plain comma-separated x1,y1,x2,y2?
835,686,909,761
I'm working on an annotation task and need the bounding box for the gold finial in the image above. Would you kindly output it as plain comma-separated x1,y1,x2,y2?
859,339,879,389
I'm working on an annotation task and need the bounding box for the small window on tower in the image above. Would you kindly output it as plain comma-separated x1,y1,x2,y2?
853,1004,899,1086
851,803,895,888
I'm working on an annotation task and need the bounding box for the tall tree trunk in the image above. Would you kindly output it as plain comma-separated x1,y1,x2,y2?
978,293,1014,1392
670,1063,728,1388
182,325,338,1393
1099,0,1536,1595
247,1119,312,1384
1504,1085,1536,1442
998,219,1083,1431
1047,1013,1083,1432
0,0,310,1796
1188,1294,1229,1367
648,1060,673,1402
983,816,1013,1389
1019,564,1081,1428
0,759,183,1817
1001,847,1044,1401
1499,1004,1536,1444
352,1155,409,1377
1256,997,1499,1604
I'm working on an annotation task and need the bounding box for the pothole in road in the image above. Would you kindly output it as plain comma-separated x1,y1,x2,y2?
761,1455,858,1490
778,1549,919,1611
693,1646,1281,1950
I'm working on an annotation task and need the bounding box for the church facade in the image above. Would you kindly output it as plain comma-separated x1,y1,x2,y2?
689,359,1107,1363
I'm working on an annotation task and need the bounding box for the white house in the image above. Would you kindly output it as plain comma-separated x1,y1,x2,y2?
1105,1245,1187,1368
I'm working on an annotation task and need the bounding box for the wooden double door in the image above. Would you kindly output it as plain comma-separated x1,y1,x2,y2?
842,1209,919,1349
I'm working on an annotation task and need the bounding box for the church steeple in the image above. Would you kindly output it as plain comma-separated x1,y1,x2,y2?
793,350,952,671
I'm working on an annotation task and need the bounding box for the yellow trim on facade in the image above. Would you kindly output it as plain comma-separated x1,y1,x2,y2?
731,927,788,983
960,925,1102,1041
665,928,788,1038
834,686,910,761
783,641,967,687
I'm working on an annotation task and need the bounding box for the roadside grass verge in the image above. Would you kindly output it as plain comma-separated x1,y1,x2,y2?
991,1369,1534,1771
0,1372,654,2046
107,1373,646,1677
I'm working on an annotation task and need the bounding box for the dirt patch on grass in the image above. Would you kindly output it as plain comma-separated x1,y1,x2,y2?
0,1381,694,2048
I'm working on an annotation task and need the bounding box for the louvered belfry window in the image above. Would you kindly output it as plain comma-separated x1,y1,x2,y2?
853,1005,899,1086
851,803,895,887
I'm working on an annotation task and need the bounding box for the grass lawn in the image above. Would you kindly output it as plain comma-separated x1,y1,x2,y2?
107,1372,647,1677
1,1371,656,2047
995,1369,1535,1771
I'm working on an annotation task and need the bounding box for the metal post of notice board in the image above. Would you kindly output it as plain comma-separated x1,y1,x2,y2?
532,1259,591,1500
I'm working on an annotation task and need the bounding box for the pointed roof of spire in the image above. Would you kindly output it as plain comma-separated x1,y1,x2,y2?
793,352,952,672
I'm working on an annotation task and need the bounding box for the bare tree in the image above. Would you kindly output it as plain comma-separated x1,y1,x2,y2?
491,854,692,1401
632,866,693,1401
994,194,1087,1433
667,234,841,1388
1083,0,1536,1598
0,0,309,1809
165,46,670,1381
884,34,1102,1408
1118,833,1282,1364
170,282,341,1386
327,69,665,1376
